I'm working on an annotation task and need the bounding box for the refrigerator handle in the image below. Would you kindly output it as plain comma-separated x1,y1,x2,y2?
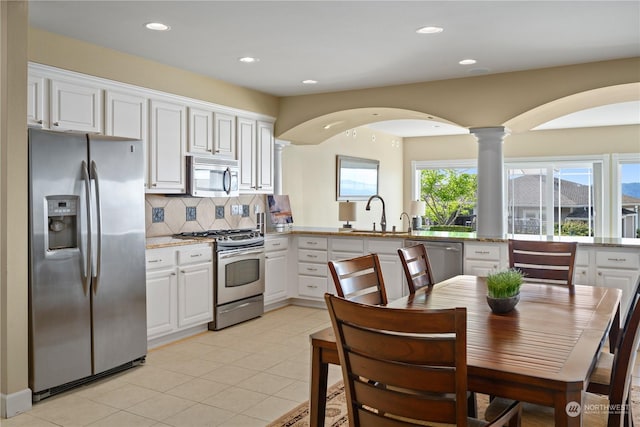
81,161,92,291
91,160,103,289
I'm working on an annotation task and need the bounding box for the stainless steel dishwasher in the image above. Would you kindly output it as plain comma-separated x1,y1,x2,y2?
405,240,463,283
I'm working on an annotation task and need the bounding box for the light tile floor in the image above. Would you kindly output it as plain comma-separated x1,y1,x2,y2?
4,305,342,427
4,305,640,427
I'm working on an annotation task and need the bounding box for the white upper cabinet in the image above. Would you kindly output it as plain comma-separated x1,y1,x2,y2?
27,75,46,127
188,107,214,155
257,120,275,193
149,99,187,193
214,112,236,158
105,91,149,187
50,79,103,133
238,117,257,191
238,118,274,194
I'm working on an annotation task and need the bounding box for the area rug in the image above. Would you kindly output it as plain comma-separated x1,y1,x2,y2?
269,383,640,427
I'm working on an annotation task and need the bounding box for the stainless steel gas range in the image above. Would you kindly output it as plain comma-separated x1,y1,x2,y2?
175,229,265,330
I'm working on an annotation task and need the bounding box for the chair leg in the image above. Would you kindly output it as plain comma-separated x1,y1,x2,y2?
467,391,477,418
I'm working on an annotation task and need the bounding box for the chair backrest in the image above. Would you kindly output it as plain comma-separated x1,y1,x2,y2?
324,293,468,426
398,244,435,294
508,240,577,289
328,254,388,305
608,279,640,427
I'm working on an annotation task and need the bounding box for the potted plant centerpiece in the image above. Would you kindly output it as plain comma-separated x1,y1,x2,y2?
486,268,524,314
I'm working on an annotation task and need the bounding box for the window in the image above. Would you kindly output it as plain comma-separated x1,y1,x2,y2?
505,163,599,237
412,160,477,229
614,154,640,239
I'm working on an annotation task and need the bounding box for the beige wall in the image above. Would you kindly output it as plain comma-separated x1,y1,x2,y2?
276,58,640,145
28,28,279,118
1,0,29,417
282,126,405,230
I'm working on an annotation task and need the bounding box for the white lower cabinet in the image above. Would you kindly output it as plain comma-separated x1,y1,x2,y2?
463,242,507,277
265,236,290,305
146,244,213,344
366,239,405,301
297,236,328,299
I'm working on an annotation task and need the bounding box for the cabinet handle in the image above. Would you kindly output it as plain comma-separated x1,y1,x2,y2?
180,270,185,273
307,284,318,289
306,267,318,272
607,257,627,262
307,241,318,245
475,251,490,255
190,254,202,258
148,259,162,263
152,183,157,187
171,272,177,276
306,254,318,259
272,242,281,246
36,120,43,124
53,122,60,126
215,149,220,153
207,149,212,152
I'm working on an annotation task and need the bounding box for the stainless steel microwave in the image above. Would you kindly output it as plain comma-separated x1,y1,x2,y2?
186,156,239,197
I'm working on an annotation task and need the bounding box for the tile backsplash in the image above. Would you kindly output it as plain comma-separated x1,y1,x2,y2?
145,194,266,237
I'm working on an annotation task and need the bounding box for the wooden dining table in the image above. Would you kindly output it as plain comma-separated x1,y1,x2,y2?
309,275,621,427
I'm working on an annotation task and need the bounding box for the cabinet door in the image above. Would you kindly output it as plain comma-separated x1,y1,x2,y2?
105,91,148,186
188,107,213,154
146,268,178,340
464,260,501,277
265,250,288,304
27,75,46,127
237,117,256,191
377,253,405,301
214,112,236,158
149,99,187,193
596,267,639,320
256,120,274,193
177,263,213,328
50,79,102,133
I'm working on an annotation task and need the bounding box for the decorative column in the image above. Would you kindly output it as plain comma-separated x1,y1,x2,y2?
470,127,510,238
273,139,290,195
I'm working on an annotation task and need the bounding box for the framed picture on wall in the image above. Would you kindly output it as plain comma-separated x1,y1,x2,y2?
336,155,379,201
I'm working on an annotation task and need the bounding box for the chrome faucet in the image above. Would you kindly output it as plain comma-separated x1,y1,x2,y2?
400,212,411,232
366,195,387,232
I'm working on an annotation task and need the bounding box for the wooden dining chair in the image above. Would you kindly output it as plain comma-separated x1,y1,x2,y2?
328,254,388,305
398,244,435,294
324,293,522,427
508,239,577,290
486,279,640,427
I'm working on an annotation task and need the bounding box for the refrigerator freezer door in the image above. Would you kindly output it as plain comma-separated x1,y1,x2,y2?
28,129,92,393
88,135,147,374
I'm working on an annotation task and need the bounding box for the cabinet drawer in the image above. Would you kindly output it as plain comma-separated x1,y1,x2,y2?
177,246,212,265
298,249,328,263
595,250,640,269
298,276,327,298
298,236,327,250
331,238,364,252
366,239,403,255
266,237,289,251
298,262,328,277
575,249,589,266
146,248,176,269
465,244,501,261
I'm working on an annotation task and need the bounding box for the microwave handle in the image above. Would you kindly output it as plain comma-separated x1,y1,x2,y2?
224,167,231,195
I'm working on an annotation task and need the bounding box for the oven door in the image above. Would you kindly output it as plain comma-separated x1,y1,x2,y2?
216,247,265,305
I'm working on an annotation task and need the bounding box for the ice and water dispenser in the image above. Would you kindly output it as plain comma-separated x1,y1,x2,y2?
46,196,78,250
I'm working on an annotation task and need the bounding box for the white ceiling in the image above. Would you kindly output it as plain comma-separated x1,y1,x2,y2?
28,0,640,136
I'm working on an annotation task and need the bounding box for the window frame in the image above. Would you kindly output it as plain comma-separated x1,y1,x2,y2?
612,152,640,238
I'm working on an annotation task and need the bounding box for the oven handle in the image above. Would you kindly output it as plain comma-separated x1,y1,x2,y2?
218,247,265,259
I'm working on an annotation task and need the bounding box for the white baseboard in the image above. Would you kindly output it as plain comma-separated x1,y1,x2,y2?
1,388,32,419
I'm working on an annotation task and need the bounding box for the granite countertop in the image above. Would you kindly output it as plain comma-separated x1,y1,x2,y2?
269,226,640,248
146,236,215,249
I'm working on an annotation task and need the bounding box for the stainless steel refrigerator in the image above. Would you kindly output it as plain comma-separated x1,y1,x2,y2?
28,128,147,401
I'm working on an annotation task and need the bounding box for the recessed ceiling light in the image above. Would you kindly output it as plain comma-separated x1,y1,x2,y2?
416,26,444,34
459,59,477,65
145,22,170,31
239,57,259,63
302,79,318,85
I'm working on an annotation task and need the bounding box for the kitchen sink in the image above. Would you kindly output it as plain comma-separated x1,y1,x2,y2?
350,229,411,236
